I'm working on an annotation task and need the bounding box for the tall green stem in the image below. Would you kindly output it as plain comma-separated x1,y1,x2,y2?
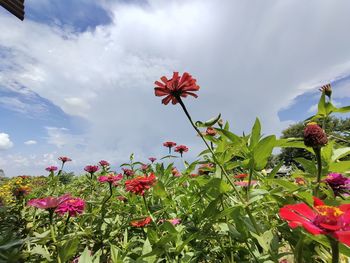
176,97,261,234
313,147,322,197
328,236,339,263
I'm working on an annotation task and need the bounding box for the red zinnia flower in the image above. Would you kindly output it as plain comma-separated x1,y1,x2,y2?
84,165,99,174
58,156,72,163
45,166,58,172
234,173,248,179
279,197,350,246
125,173,156,196
122,168,134,177
304,122,328,149
174,145,189,157
99,160,110,167
154,72,200,105
130,217,152,227
28,194,71,210
148,157,157,163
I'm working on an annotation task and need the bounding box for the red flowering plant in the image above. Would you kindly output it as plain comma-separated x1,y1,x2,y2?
125,173,156,196
174,145,189,157
84,165,99,179
98,160,110,174
163,141,177,154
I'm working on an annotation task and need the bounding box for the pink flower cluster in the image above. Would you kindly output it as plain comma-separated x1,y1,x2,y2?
28,194,85,217
98,173,123,185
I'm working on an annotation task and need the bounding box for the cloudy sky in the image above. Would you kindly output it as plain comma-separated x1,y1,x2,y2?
0,0,350,176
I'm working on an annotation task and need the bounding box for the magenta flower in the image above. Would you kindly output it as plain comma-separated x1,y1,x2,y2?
84,165,99,174
174,145,189,157
27,194,71,210
122,168,134,177
99,160,110,167
98,173,123,184
168,218,181,225
55,197,85,217
325,173,350,196
58,156,72,163
148,157,157,163
234,180,258,187
45,166,58,172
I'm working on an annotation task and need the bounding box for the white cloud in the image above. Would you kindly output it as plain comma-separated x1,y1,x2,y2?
0,133,14,150
1,0,350,175
24,140,37,145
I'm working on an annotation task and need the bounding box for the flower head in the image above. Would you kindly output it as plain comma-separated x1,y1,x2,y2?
28,194,71,210
58,156,72,163
234,180,258,187
13,185,31,197
279,197,350,246
154,72,200,105
234,173,248,179
303,122,328,149
84,165,99,174
295,177,306,186
172,167,181,177
45,166,58,172
141,164,149,171
98,173,123,184
148,157,157,163
122,168,134,177
174,145,189,157
55,197,85,217
125,173,156,196
198,163,214,175
325,173,350,196
99,160,110,167
319,83,332,98
130,217,152,227
205,127,217,136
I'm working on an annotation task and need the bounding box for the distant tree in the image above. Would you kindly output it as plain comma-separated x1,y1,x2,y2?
58,171,75,185
278,116,350,165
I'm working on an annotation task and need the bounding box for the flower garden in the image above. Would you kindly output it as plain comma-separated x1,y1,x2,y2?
1,73,350,262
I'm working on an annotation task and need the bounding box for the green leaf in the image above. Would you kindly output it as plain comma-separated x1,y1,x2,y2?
58,238,80,263
250,230,274,252
203,178,231,198
317,92,326,116
250,118,261,149
31,245,51,261
294,157,316,175
78,247,93,263
153,181,167,198
253,135,276,170
332,147,350,162
268,179,299,192
195,113,221,127
329,161,350,173
267,160,284,179
333,105,350,114
217,129,241,144
110,245,123,263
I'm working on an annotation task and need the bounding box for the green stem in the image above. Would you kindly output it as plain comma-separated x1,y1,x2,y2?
247,166,253,201
313,147,322,197
328,236,339,263
176,97,261,234
63,214,71,235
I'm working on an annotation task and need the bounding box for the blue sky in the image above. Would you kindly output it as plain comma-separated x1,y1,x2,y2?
0,0,350,176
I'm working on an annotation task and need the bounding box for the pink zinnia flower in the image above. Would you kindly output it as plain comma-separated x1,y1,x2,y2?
84,165,99,174
172,168,181,177
163,141,177,154
234,180,258,187
58,156,72,163
154,72,200,105
122,168,134,177
148,157,157,163
45,166,58,172
174,145,189,157
99,160,110,167
325,173,350,196
55,197,85,217
279,197,350,246
98,173,123,184
28,194,71,210
125,173,156,196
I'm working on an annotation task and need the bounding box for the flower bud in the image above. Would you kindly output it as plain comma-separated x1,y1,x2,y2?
303,122,328,149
